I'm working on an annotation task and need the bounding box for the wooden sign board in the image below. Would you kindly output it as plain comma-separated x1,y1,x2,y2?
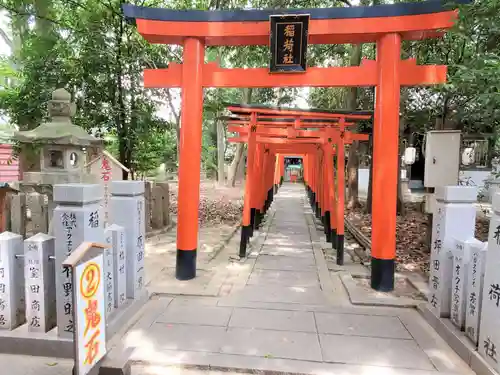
269,14,309,73
63,243,107,375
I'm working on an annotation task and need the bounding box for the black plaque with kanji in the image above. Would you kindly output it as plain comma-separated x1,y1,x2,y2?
269,14,309,73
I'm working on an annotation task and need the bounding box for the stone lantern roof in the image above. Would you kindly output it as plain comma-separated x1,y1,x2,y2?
14,88,103,147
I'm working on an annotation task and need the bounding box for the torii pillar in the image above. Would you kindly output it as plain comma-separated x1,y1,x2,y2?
371,33,401,291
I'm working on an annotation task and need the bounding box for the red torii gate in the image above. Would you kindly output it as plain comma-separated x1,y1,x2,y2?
123,0,460,291
226,105,369,265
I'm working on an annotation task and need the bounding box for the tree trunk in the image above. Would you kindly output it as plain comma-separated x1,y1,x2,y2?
228,88,253,186
217,117,225,185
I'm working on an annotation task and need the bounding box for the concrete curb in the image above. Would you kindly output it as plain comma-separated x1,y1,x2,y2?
339,273,421,308
418,304,496,375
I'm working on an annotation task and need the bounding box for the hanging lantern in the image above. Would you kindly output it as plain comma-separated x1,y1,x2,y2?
403,146,417,165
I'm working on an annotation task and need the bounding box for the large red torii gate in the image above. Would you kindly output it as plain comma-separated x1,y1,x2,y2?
123,0,461,291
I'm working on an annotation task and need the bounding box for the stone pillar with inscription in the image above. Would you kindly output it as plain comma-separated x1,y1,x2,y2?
450,237,482,330
0,232,24,330
428,186,477,318
24,233,56,333
479,193,500,368
109,181,145,300
465,240,487,345
103,227,116,318
105,224,127,310
53,184,104,338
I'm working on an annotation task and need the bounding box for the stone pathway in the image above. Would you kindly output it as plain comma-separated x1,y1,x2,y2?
116,184,474,375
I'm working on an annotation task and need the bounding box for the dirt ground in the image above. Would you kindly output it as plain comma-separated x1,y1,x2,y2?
346,202,489,276
168,181,244,226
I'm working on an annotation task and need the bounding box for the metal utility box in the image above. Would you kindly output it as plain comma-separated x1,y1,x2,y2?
424,130,461,188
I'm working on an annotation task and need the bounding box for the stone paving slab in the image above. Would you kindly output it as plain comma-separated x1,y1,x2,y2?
228,307,316,332
221,327,322,361
254,255,316,271
246,269,320,287
314,312,413,339
0,354,73,375
131,351,468,375
230,284,328,304
319,334,435,370
156,305,233,326
142,323,226,353
260,245,315,258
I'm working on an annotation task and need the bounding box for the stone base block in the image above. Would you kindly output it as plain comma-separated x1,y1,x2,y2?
0,291,150,358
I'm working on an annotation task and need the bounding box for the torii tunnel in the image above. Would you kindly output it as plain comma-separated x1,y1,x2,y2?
122,0,460,291
225,104,371,268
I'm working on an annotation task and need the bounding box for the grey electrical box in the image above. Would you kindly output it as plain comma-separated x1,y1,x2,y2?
424,130,461,188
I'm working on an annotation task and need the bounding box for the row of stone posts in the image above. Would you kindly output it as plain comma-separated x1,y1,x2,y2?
428,186,500,370
0,181,145,339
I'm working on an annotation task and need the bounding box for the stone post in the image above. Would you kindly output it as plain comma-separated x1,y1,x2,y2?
11,193,26,238
0,232,25,330
24,233,56,333
105,224,127,312
28,193,49,234
151,186,164,229
479,193,500,368
450,237,481,329
428,186,477,318
103,227,116,318
465,240,487,345
109,181,145,300
53,184,104,339
156,182,170,226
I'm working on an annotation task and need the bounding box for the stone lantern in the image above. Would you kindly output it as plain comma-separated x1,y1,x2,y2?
14,88,103,233
15,88,103,185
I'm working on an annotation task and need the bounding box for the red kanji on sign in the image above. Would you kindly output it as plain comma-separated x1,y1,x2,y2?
101,157,112,181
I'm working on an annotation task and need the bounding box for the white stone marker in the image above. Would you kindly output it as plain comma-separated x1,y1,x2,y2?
451,237,482,330
105,224,126,309
53,184,104,339
24,233,56,333
103,228,115,318
465,240,487,345
429,186,477,318
479,193,500,368
109,181,145,300
0,232,24,330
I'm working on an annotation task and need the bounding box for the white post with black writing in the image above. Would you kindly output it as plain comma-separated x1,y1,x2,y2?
24,233,56,333
109,181,145,300
105,224,126,309
0,232,24,330
479,193,500,369
465,240,487,345
103,228,115,318
451,237,481,330
428,186,477,318
53,184,104,339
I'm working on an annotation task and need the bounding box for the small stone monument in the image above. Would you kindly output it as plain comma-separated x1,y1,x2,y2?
86,150,129,226
14,88,103,233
